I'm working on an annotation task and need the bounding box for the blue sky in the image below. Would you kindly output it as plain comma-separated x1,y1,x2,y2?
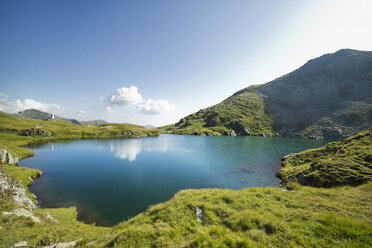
1,0,371,126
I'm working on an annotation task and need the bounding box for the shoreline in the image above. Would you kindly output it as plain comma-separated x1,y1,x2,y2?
18,135,296,227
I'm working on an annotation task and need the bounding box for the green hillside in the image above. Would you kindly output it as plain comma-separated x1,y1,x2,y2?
159,91,274,136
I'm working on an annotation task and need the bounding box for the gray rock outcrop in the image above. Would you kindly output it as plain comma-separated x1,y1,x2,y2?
0,148,19,165
19,128,52,137
0,171,37,210
3,208,41,223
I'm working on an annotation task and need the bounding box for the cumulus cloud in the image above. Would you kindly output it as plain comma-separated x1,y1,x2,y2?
107,85,143,106
0,93,63,113
77,109,87,118
103,85,175,115
137,99,176,115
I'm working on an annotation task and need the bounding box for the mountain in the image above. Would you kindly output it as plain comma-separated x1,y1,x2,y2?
161,49,372,139
13,109,107,126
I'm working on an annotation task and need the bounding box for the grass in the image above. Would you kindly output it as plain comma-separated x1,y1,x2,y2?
279,127,372,187
158,91,274,136
103,183,372,247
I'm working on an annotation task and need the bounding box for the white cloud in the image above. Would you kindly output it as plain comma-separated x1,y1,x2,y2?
77,109,87,118
103,85,176,115
0,93,63,113
105,106,113,113
137,98,175,115
107,85,143,106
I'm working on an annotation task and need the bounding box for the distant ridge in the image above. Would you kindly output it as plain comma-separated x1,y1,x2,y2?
13,109,107,126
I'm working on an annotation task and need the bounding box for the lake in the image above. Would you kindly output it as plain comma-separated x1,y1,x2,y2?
20,135,328,226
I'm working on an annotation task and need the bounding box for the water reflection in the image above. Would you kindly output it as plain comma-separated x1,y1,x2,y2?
108,135,174,162
109,139,142,162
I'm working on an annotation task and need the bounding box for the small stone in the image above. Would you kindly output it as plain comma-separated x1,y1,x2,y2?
43,241,77,248
13,241,28,248
195,207,203,222
45,212,59,223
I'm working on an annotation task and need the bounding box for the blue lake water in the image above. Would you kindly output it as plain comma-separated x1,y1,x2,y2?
20,135,328,226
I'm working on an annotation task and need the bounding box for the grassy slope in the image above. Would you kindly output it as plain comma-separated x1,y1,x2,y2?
159,91,274,136
279,128,372,187
0,111,158,159
0,113,371,247
105,183,371,248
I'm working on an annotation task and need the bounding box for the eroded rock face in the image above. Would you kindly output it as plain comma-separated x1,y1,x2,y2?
0,148,19,165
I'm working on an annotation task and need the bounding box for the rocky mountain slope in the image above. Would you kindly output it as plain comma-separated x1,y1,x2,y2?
13,109,107,126
161,49,372,139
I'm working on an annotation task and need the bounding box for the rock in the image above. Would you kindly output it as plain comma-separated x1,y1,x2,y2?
87,241,97,246
228,130,237,136
195,207,203,222
43,241,77,248
12,241,28,248
3,208,41,223
0,171,37,210
0,148,19,165
297,174,307,185
19,128,51,137
45,212,59,223
281,153,294,161
228,121,251,136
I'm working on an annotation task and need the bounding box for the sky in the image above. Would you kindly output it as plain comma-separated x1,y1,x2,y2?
0,0,371,126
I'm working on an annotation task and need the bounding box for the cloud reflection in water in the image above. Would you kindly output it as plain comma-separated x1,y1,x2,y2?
108,136,174,162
